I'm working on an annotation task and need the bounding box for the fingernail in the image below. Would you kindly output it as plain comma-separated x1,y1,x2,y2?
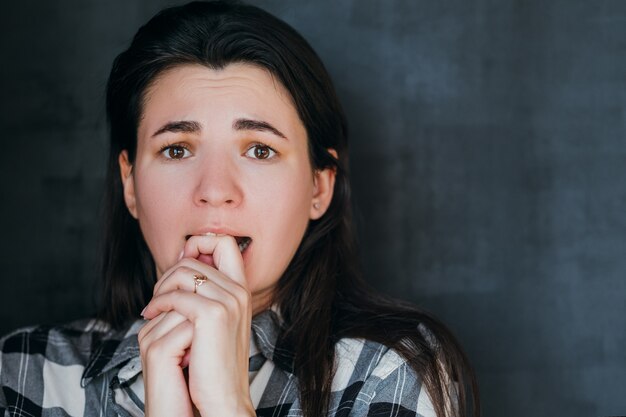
178,249,184,261
140,307,147,317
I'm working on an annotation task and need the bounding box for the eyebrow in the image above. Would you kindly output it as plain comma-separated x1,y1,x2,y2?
233,118,287,140
150,118,287,140
151,120,201,138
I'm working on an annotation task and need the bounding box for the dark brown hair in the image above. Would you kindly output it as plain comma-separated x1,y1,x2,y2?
101,1,480,416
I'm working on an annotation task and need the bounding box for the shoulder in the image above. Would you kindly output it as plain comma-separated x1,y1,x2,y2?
329,336,436,417
0,317,112,343
0,319,136,415
1,318,111,365
0,318,112,389
0,318,133,414
334,337,406,382
332,322,439,384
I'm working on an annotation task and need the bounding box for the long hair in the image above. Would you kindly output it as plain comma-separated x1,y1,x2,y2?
100,2,480,416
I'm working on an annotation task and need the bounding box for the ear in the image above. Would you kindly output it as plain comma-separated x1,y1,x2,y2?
310,149,338,220
118,150,138,219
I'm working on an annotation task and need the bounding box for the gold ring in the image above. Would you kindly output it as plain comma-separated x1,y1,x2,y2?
193,274,208,293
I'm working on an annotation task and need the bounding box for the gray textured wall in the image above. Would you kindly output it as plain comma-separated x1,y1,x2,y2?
1,1,625,416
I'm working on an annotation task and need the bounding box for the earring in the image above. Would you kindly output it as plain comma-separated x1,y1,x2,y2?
313,202,320,210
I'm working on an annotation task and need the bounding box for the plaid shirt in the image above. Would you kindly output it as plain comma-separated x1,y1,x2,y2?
0,309,435,417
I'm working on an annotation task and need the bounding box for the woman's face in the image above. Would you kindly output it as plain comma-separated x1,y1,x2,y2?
119,63,335,313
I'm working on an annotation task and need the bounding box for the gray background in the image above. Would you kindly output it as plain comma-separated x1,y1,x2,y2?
1,1,625,416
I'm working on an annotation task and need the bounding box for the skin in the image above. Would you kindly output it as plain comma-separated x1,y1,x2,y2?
118,63,336,416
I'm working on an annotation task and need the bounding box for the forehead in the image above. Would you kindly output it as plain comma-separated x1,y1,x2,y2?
138,63,302,135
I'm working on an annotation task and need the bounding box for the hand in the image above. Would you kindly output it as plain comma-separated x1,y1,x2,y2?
138,235,256,417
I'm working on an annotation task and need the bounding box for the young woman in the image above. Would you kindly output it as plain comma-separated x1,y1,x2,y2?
0,2,479,416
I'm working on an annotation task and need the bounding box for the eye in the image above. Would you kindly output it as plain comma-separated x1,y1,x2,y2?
245,144,277,160
160,144,191,160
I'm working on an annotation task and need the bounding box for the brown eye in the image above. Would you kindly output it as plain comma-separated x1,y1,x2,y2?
255,145,270,159
169,147,184,159
246,144,276,160
161,145,190,160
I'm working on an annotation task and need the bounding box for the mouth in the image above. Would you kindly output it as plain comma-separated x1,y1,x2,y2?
185,234,252,253
235,236,252,253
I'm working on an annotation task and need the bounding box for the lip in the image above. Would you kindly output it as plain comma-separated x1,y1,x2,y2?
187,226,249,238
189,227,233,236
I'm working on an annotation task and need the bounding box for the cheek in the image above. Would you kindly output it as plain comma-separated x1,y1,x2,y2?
133,169,188,273
253,165,313,223
249,168,313,268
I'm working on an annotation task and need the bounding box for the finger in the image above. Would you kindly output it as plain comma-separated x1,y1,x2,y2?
141,319,195,417
141,319,194,368
139,311,187,346
138,311,166,342
183,234,246,286
152,261,249,301
152,264,203,296
142,289,249,326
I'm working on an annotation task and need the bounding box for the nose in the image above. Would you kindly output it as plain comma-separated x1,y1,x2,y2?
193,153,243,208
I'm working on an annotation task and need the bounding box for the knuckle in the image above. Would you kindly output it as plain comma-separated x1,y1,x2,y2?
175,265,195,276
205,301,229,320
155,265,195,294
234,284,251,303
144,339,166,361
222,292,239,312
229,286,249,309
168,290,184,306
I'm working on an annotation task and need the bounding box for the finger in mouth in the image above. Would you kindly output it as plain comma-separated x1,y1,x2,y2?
184,234,252,253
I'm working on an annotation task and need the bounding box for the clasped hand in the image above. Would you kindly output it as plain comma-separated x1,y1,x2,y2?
138,235,255,417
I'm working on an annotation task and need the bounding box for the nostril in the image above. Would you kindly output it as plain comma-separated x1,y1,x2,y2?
195,197,236,206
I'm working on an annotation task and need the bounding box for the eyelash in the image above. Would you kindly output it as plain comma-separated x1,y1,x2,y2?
244,143,278,160
158,143,191,160
157,142,278,161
